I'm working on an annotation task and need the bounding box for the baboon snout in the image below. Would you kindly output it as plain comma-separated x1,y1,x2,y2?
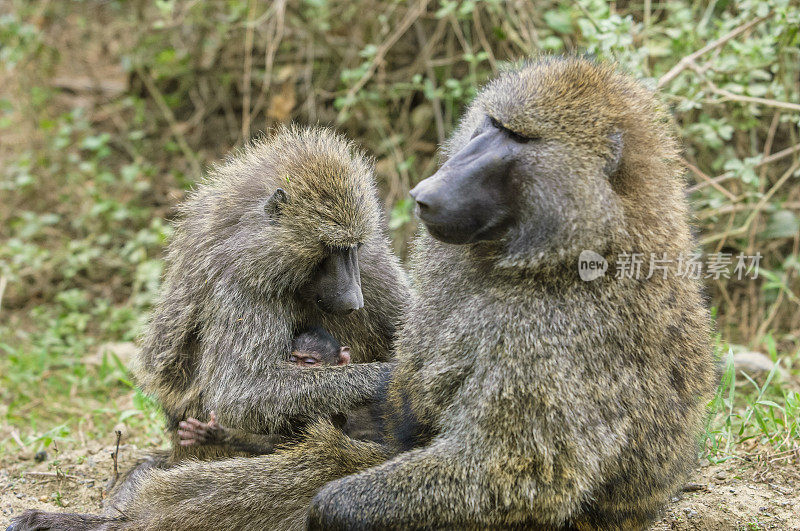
409,179,443,220
410,125,518,245
306,245,364,314
331,287,364,314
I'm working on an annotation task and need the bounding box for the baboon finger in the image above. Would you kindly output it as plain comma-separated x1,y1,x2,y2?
183,418,205,428
178,428,204,440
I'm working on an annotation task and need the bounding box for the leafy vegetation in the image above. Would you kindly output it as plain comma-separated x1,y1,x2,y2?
1,0,798,460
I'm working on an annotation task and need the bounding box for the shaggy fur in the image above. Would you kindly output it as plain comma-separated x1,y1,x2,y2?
135,125,409,462
309,56,715,529
11,57,714,531
8,125,409,531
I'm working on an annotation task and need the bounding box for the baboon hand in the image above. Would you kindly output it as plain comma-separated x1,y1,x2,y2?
306,477,373,531
177,411,221,446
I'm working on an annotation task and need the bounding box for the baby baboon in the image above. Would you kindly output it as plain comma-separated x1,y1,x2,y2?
288,326,352,367
11,57,714,531
177,327,352,455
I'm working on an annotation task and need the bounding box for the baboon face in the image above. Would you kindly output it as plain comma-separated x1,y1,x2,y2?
301,245,364,314
289,346,351,367
263,185,366,315
409,116,527,245
289,326,351,366
243,128,379,313
410,63,626,253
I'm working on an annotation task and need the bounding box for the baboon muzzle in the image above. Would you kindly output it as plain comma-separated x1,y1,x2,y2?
308,246,364,314
410,126,518,245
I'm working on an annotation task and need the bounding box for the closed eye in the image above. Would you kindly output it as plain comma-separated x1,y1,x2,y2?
489,116,539,143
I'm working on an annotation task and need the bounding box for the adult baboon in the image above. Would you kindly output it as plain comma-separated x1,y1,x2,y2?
309,56,715,529
136,125,408,463
8,124,408,531
11,57,713,531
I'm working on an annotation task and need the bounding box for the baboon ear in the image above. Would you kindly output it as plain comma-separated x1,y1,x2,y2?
604,130,623,177
264,188,288,225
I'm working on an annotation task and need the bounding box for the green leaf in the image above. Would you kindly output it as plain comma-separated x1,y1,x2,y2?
544,10,572,34
761,210,799,240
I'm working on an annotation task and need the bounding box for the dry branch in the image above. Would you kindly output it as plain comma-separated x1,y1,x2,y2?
136,67,202,177
658,14,773,89
706,85,800,113
682,158,737,201
700,159,800,245
241,0,257,140
688,143,800,193
337,0,429,120
24,471,81,482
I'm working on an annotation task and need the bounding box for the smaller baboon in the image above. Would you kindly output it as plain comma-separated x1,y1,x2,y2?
132,124,409,465
288,326,352,367
6,125,411,530
177,327,353,454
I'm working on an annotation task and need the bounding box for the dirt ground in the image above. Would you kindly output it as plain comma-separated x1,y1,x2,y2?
652,454,800,530
1,440,799,529
1,438,146,526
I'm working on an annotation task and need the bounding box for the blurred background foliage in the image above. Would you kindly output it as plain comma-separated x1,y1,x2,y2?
0,0,799,456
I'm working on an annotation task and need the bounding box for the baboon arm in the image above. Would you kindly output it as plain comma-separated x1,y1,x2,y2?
134,288,199,399
206,361,395,433
307,426,614,529
218,426,281,455
307,441,489,529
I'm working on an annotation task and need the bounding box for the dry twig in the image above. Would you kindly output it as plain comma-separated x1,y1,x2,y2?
658,14,773,88
701,159,800,245
337,0,429,120
24,471,81,482
136,67,202,177
111,430,122,482
706,85,800,112
241,0,257,140
681,158,737,201
688,143,800,193
250,0,287,122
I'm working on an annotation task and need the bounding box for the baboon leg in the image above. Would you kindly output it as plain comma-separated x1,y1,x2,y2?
103,450,171,516
117,422,389,531
8,424,386,531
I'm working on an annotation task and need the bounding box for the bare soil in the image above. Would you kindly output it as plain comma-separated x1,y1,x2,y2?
2,440,799,529
1,438,146,525
653,454,800,530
